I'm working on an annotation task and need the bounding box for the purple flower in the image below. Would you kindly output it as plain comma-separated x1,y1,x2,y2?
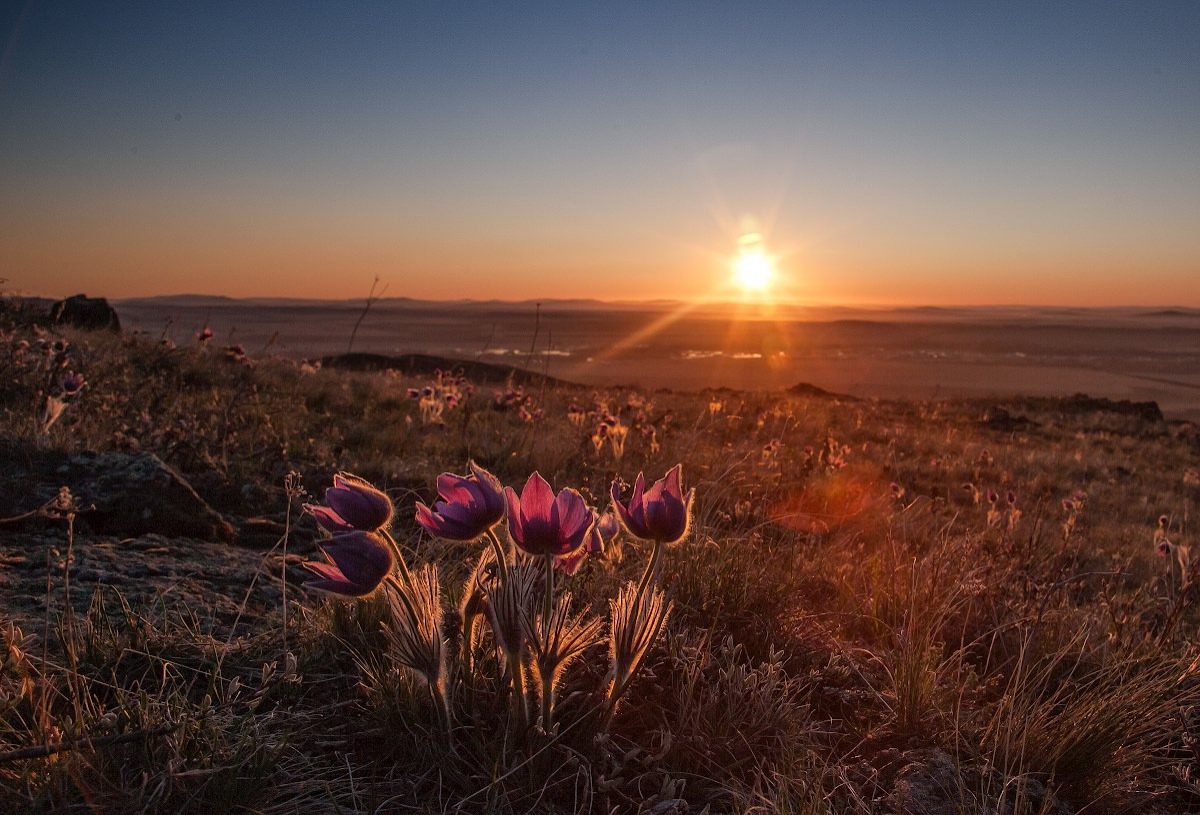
415,461,506,541
597,510,621,543
62,372,86,396
611,464,694,545
305,472,393,534
304,531,393,596
504,472,597,559
557,512,613,575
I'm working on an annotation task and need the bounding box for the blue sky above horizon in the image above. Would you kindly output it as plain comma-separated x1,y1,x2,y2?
2,1,1198,305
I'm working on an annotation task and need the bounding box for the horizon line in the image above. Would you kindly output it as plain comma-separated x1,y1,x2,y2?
9,291,1200,314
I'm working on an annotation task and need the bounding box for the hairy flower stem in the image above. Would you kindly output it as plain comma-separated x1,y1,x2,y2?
543,554,555,629
636,541,664,601
625,539,664,627
484,527,509,583
429,681,453,744
381,529,415,588
460,612,479,693
507,650,528,731
540,553,556,730
384,574,420,628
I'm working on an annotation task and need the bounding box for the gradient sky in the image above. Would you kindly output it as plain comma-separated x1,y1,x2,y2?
2,1,1198,305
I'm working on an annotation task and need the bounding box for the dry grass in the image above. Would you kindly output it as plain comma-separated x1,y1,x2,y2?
3,297,1200,813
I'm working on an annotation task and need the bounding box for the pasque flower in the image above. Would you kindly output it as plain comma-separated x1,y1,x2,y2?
305,472,394,534
505,472,597,558
304,530,393,596
558,510,619,576
415,461,506,540
610,464,694,545
61,372,86,396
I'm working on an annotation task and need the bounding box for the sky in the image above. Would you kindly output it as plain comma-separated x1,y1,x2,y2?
1,1,1198,306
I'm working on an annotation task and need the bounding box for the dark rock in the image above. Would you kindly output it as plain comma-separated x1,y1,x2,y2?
888,748,1064,815
1060,393,1163,423
786,381,858,400
2,451,233,542
981,406,1040,432
50,294,121,331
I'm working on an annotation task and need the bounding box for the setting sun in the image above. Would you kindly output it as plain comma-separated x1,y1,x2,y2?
734,251,772,291
733,232,774,293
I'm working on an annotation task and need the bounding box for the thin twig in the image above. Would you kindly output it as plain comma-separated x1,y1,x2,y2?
0,725,178,763
347,276,387,354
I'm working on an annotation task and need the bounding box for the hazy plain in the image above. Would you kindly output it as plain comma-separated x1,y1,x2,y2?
116,297,1200,422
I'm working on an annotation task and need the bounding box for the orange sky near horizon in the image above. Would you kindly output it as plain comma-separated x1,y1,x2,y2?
3,3,1198,308
7,214,1199,307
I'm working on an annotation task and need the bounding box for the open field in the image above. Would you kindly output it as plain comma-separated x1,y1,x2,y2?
3,297,1200,813
116,297,1200,423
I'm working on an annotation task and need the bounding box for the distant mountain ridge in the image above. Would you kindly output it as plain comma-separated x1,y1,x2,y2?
112,295,1200,321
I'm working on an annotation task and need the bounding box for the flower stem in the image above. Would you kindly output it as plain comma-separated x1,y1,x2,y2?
484,526,509,584
507,650,528,732
541,674,554,732
381,528,415,588
543,553,554,626
628,539,664,625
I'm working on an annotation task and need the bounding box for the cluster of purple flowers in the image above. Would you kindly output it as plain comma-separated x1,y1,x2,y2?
303,462,693,598
493,386,541,423
302,461,693,734
405,368,472,424
11,334,89,433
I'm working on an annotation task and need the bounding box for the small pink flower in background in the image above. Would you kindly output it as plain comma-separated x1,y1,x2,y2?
304,531,393,596
505,473,597,558
196,327,214,344
557,510,620,575
415,461,506,541
611,464,694,545
597,511,620,543
61,372,86,396
305,472,394,534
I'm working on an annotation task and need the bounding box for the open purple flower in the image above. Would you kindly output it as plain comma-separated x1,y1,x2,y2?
304,530,393,596
305,472,393,534
415,461,506,541
611,464,694,545
505,472,597,558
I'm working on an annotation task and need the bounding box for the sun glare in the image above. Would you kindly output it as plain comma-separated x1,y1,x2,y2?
733,232,773,294
735,251,772,292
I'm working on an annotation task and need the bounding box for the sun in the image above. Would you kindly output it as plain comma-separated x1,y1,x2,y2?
734,250,773,292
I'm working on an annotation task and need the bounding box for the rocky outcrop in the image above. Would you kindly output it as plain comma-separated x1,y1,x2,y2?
3,451,233,542
1061,393,1163,422
981,406,1040,432
50,294,121,331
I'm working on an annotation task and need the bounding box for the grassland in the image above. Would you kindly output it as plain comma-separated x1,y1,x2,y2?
2,296,1200,814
